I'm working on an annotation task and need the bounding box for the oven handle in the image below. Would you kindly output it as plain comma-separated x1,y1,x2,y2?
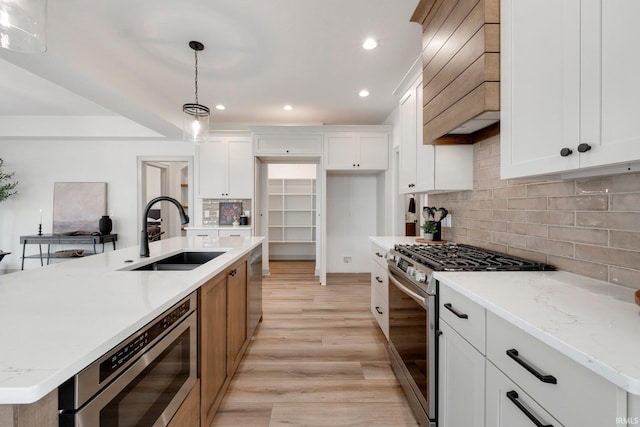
388,272,428,306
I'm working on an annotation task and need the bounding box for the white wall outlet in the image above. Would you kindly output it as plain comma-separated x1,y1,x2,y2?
442,215,452,228
343,256,352,264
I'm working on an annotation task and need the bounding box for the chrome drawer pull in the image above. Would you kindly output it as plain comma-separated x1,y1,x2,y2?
375,276,383,283
506,391,553,427
443,303,468,319
506,349,557,384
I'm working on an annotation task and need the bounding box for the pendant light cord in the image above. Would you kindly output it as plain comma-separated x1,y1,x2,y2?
194,49,199,105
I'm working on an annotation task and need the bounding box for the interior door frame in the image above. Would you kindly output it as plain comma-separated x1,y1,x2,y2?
136,156,194,243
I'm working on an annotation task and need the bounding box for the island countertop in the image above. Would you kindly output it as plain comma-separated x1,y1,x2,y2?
0,236,264,404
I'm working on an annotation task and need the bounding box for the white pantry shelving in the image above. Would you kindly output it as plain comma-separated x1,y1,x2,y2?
267,178,316,243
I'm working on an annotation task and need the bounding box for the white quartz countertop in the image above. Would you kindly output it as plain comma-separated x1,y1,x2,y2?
0,236,264,404
434,270,640,395
184,225,252,229
370,236,424,251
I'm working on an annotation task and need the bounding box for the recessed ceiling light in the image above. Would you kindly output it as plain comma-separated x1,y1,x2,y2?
283,104,293,111
362,38,378,50
215,104,226,110
359,89,370,97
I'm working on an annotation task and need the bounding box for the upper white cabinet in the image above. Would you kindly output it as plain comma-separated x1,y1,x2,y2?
197,136,253,198
399,75,473,194
501,0,640,179
253,133,322,156
323,132,388,170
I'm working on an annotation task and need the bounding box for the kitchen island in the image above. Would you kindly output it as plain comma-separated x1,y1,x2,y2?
0,236,264,408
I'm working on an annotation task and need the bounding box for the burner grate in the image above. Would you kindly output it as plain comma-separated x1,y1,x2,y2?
394,243,554,272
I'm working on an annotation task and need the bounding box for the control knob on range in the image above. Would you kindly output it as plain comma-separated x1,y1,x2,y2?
414,270,427,283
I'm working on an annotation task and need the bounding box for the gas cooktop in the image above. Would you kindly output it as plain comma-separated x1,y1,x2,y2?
392,243,555,272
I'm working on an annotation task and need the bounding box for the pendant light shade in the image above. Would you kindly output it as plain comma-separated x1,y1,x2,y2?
183,41,210,142
0,0,47,53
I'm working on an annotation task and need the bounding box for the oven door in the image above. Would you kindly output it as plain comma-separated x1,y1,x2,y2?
388,269,437,426
60,313,197,427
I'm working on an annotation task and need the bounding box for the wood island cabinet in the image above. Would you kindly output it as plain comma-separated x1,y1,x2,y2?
227,258,248,374
199,272,228,427
198,255,249,427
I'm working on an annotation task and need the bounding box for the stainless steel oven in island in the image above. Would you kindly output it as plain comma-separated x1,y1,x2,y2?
58,292,197,427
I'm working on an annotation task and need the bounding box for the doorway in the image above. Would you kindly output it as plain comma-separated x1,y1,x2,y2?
254,157,322,282
137,156,194,242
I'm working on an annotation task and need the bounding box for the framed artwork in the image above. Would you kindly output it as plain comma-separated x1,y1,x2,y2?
219,202,242,225
53,182,107,234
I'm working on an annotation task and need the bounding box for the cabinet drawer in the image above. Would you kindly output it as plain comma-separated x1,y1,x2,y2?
486,361,563,427
370,278,389,340
487,311,621,427
219,228,252,237
186,229,219,238
439,284,486,354
370,242,388,269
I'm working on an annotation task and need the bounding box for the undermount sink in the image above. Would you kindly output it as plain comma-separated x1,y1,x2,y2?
130,251,226,271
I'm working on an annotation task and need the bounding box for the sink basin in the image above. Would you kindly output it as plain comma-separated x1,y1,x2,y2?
130,251,226,271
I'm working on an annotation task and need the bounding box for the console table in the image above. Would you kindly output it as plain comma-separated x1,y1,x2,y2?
19,234,118,270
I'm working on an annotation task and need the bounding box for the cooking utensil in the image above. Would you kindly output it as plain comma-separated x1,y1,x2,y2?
422,207,435,221
434,207,448,222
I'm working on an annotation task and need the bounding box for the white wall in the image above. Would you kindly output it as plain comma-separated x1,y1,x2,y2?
326,173,379,273
0,139,194,273
268,163,316,179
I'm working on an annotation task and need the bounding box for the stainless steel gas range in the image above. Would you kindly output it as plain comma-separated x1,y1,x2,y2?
386,243,554,427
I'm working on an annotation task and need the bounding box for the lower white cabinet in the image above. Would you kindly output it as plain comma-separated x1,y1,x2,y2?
186,228,252,238
438,320,485,427
486,361,562,427
370,242,388,339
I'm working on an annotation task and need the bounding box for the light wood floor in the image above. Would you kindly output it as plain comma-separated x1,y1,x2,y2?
210,261,420,427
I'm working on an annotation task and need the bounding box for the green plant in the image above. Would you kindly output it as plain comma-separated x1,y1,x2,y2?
422,221,438,234
0,158,18,202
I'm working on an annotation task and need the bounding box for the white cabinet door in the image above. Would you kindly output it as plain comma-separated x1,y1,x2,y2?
486,361,563,427
253,134,322,155
438,320,485,427
197,140,228,198
197,138,252,198
399,86,418,193
227,139,253,198
370,260,389,339
502,0,640,179
580,0,640,170
501,0,581,179
324,133,388,170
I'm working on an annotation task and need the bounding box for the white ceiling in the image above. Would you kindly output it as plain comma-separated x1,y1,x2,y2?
0,0,422,139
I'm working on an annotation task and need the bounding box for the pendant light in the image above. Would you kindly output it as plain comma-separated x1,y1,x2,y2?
183,40,210,142
0,0,47,53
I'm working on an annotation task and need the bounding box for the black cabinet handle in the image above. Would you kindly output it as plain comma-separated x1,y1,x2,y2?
230,268,237,277
357,164,360,167
506,391,553,427
375,306,383,314
375,276,383,283
375,252,384,258
577,143,592,153
506,349,557,384
444,303,468,319
560,148,573,157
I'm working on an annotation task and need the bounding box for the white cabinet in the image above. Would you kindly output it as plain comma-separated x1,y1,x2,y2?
370,242,389,339
486,311,620,427
197,137,253,198
186,227,252,238
438,286,486,427
398,75,473,194
438,321,485,427
324,133,388,170
501,0,640,179
486,361,562,427
253,133,322,156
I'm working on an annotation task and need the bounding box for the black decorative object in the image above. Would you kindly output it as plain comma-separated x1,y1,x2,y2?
99,215,113,235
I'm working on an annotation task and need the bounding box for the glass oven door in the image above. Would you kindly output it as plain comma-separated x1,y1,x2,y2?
388,269,436,422
66,313,197,427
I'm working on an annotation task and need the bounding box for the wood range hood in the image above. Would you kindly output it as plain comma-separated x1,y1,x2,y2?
411,0,500,144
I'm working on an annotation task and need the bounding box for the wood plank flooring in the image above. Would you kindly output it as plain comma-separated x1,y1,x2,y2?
210,261,419,427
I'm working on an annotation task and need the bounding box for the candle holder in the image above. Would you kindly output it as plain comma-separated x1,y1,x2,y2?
38,223,42,236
